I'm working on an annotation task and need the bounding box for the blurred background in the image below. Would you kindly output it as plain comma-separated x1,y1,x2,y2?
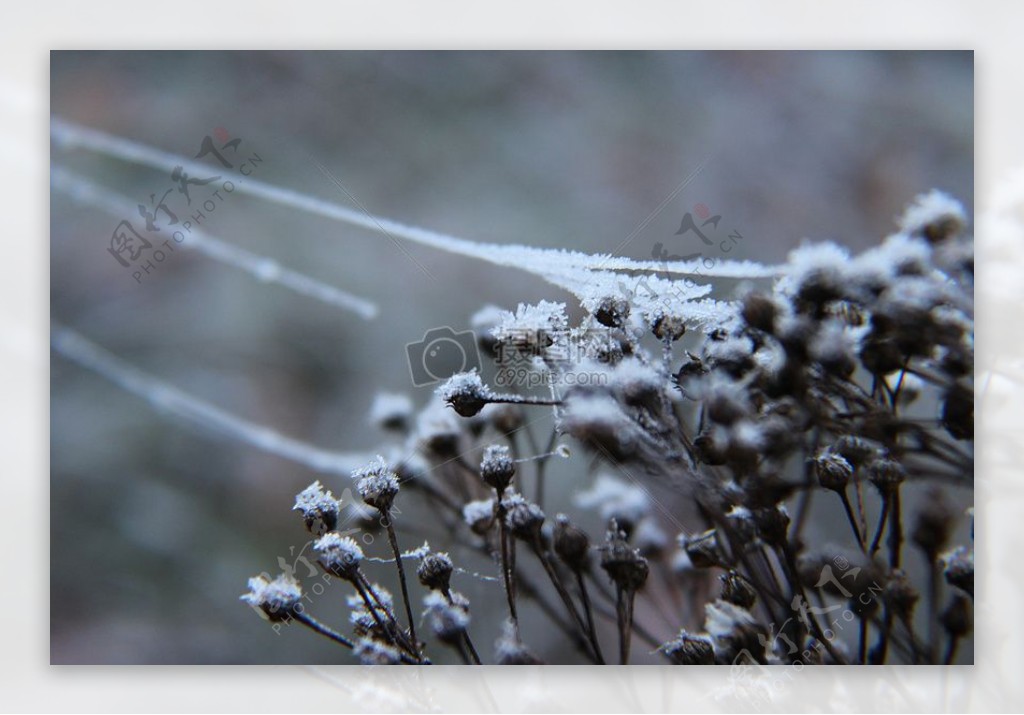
50,51,972,663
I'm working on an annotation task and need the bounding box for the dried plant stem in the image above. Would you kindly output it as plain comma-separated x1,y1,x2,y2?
837,489,866,551
575,572,605,664
382,509,422,662
494,496,520,637
292,611,354,649
529,537,603,664
614,587,636,664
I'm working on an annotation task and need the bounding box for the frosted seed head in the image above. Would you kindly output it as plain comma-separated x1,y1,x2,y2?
417,551,454,592
502,491,545,540
436,370,493,417
293,480,340,535
553,514,590,572
422,590,470,644
899,189,967,244
240,573,302,622
354,637,401,665
462,498,496,535
601,526,649,592
368,392,414,432
480,444,515,491
942,546,974,597
352,455,400,511
661,632,715,665
866,457,906,494
313,532,364,580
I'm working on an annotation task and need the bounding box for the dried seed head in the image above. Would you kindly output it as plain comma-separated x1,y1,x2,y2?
352,455,401,511
941,382,973,441
480,444,516,491
437,370,494,418
813,452,853,492
495,619,543,665
704,599,766,665
548,514,590,573
866,457,906,494
240,573,302,622
462,498,495,535
417,551,454,592
683,528,724,569
502,491,545,540
313,532,364,580
753,504,791,546
724,505,758,544
741,292,778,333
940,594,973,639
354,637,401,665
942,547,974,597
422,591,470,644
884,569,920,623
831,435,881,468
595,295,630,328
720,570,757,610
662,632,715,665
292,481,340,535
601,525,649,592
652,313,686,342
368,392,414,432
911,488,955,560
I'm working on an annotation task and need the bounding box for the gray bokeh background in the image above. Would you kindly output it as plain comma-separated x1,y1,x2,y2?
50,51,972,663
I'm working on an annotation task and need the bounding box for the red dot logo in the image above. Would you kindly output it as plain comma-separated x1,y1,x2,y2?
213,126,230,143
694,203,711,221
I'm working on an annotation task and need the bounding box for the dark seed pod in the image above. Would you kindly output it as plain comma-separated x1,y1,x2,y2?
941,382,973,441
480,444,516,492
554,514,591,573
720,571,757,610
884,570,920,623
417,552,454,592
653,313,686,342
943,548,974,597
684,529,724,569
940,594,973,639
911,488,954,561
866,457,906,494
663,633,715,665
595,296,630,328
602,526,649,592
753,505,791,546
741,293,778,333
813,452,853,491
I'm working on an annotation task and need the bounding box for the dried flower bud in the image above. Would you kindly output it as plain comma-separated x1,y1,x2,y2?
240,573,302,622
653,313,686,342
720,570,757,610
480,444,516,491
352,455,401,511
940,594,973,639
725,505,757,543
553,514,591,573
831,435,881,468
602,526,649,592
595,296,630,328
911,488,954,560
422,591,470,644
354,637,401,665
884,570,920,623
683,529,724,569
941,382,973,441
368,392,414,432
942,547,974,597
741,293,778,333
495,619,543,665
313,532,364,580
462,498,495,535
437,370,493,417
503,492,545,540
417,551,454,592
292,481,340,535
813,452,853,491
866,457,906,494
753,504,791,546
662,632,715,665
